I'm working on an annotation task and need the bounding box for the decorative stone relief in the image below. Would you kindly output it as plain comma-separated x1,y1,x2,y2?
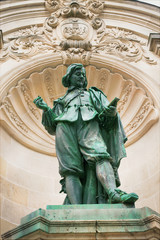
126,100,151,132
44,70,56,103
117,83,133,115
92,28,157,64
0,65,158,155
45,0,62,13
2,98,28,133
0,26,59,61
60,19,90,40
20,82,39,120
0,0,157,65
86,0,104,14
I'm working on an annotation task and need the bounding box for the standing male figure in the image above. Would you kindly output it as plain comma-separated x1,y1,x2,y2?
34,63,138,205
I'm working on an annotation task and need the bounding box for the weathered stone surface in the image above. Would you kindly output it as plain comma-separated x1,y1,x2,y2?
148,33,160,56
2,205,160,240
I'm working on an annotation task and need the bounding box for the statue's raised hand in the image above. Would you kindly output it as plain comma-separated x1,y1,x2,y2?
33,96,49,111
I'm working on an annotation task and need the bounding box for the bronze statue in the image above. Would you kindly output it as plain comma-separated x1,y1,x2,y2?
34,63,138,205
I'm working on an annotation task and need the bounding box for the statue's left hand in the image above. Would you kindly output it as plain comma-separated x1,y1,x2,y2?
33,96,49,111
105,106,117,117
99,106,117,121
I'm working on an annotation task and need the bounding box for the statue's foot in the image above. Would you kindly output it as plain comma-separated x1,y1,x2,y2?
108,188,139,204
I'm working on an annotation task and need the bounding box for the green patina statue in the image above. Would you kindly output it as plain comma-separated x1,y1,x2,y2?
33,63,138,205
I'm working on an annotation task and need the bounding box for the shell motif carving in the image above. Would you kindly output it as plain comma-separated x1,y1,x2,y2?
0,65,158,155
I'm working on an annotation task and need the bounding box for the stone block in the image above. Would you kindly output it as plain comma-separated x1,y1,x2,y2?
0,158,7,177
0,218,17,236
0,177,28,206
7,163,55,194
1,198,33,225
27,191,64,209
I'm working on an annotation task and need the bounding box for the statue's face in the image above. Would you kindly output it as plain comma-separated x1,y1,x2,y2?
69,68,86,88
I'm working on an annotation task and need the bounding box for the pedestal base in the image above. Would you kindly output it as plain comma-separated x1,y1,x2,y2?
2,204,160,240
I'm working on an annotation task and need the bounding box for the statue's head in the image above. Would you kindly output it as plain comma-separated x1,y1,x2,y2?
62,63,87,88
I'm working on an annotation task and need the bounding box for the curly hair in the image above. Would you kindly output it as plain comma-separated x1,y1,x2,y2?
62,63,88,88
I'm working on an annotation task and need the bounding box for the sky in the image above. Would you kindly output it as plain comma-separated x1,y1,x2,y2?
138,0,160,7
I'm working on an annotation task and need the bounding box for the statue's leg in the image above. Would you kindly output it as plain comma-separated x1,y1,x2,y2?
56,121,85,204
96,160,122,203
96,160,116,194
96,160,139,204
63,195,71,205
78,118,112,204
65,174,83,204
83,164,97,204
77,117,138,204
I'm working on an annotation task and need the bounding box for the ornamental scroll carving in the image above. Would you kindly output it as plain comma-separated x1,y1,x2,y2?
0,65,158,155
0,0,156,65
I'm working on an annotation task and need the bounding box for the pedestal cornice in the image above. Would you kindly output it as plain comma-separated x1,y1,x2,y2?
2,205,160,240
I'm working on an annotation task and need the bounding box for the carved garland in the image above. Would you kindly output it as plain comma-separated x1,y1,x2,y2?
0,0,156,65
3,98,28,133
20,83,39,120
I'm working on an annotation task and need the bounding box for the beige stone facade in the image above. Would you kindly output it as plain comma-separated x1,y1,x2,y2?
0,0,160,236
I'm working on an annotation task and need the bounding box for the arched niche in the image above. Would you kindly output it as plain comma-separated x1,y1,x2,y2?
0,54,159,155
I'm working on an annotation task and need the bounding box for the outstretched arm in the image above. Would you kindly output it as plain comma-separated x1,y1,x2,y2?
33,96,49,111
33,96,57,135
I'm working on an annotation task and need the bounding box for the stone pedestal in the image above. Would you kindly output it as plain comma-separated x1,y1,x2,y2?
2,204,160,240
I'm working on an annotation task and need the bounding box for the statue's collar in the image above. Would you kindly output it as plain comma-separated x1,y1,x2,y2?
67,86,87,92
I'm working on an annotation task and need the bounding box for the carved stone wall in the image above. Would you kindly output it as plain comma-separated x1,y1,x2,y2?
1,0,159,65
0,0,160,236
